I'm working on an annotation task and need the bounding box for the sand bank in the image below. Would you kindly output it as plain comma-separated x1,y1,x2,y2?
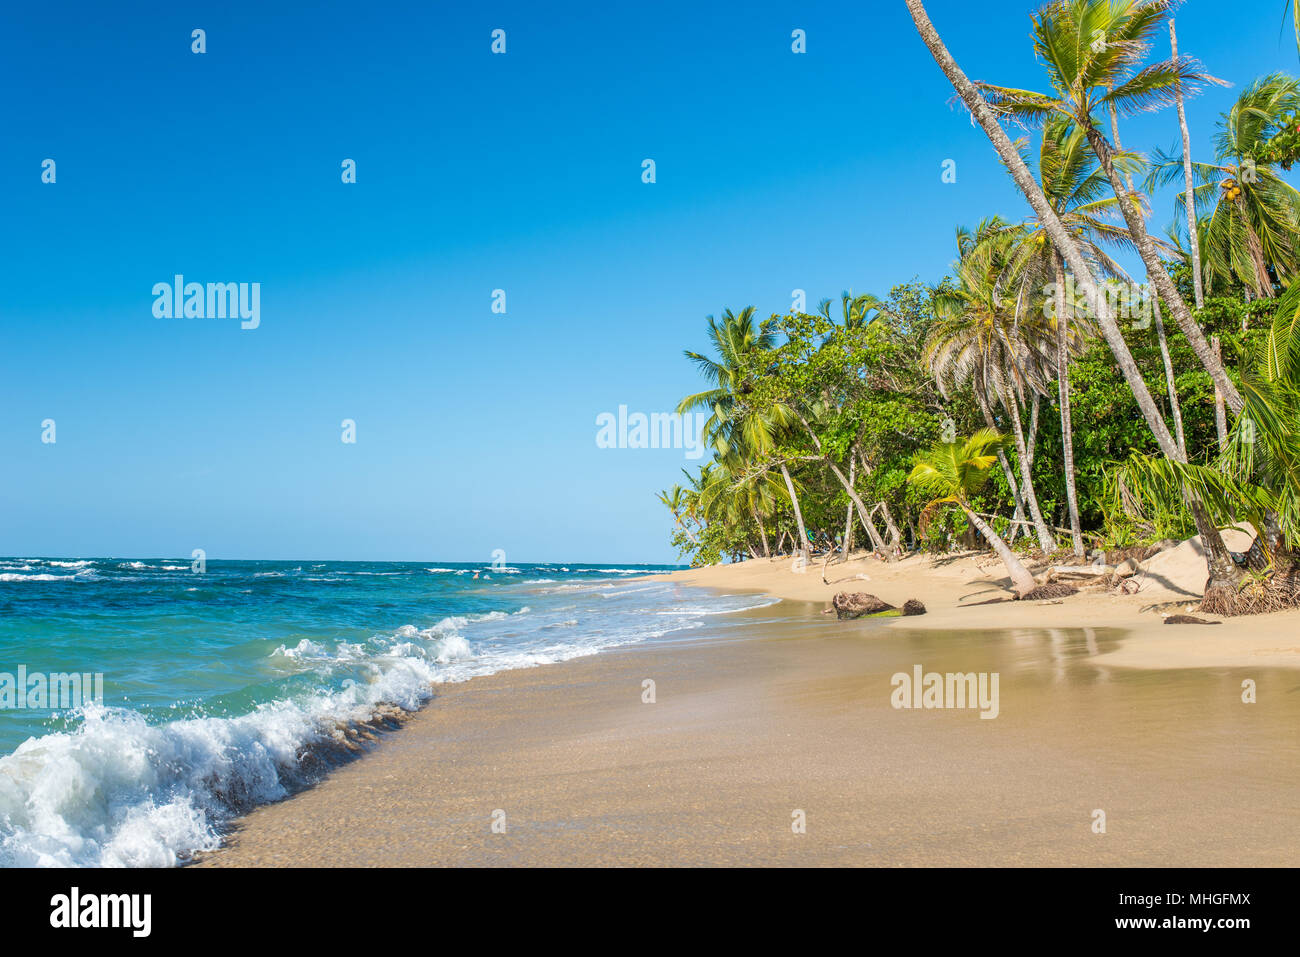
647,547,1300,671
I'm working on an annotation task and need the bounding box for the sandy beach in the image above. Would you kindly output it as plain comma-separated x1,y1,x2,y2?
650,547,1300,671
203,551,1300,867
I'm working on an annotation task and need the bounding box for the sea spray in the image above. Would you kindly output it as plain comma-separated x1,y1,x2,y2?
0,559,766,865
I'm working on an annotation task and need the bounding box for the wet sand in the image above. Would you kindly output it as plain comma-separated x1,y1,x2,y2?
204,604,1300,867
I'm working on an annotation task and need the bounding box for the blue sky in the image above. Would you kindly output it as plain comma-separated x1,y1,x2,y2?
3,0,1297,562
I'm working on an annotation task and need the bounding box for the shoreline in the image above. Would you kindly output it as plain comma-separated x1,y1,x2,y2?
200,572,1300,866
645,550,1300,671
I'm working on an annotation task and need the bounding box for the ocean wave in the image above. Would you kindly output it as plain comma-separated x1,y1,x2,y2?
0,567,776,867
0,612,497,867
0,573,76,582
0,675,430,867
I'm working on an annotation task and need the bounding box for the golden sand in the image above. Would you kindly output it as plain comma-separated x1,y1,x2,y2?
201,555,1300,866
649,548,1300,671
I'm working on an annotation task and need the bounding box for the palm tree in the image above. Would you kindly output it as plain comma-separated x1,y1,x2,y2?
1103,95,1189,459
657,484,700,546
1148,74,1300,300
908,428,1040,597
928,222,1058,552
676,307,812,560
974,0,1243,414
817,291,893,330
903,0,1245,603
677,307,777,457
1169,18,1205,309
1118,285,1300,612
903,0,1182,462
1009,116,1142,555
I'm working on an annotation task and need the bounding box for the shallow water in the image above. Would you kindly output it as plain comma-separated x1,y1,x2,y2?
715,607,1300,864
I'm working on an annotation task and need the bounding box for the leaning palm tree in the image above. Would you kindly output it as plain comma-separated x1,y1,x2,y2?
908,428,1039,597
1169,18,1205,309
974,0,1242,414
676,307,812,560
657,484,700,546
903,0,1182,463
903,0,1243,604
928,223,1058,552
1008,116,1142,555
1117,284,1300,612
1148,74,1300,300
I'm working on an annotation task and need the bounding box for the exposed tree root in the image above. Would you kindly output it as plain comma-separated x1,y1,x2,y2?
1018,583,1078,601
1199,577,1296,616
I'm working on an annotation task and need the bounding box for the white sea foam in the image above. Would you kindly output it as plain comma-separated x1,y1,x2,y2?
0,581,768,868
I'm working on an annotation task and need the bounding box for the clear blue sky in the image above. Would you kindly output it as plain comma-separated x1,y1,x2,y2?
3,0,1296,562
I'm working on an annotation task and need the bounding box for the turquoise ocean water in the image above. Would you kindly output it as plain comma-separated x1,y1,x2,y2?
0,557,775,866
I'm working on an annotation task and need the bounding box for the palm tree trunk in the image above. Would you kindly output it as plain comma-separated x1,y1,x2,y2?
1108,102,1189,458
1002,385,1056,552
904,0,1243,595
841,458,856,561
675,518,700,545
902,0,1181,459
779,463,811,561
751,504,770,557
1021,392,1041,471
961,505,1038,597
1170,20,1205,310
1152,298,1188,458
1192,498,1245,614
1213,336,1228,451
976,388,1027,536
1054,254,1085,557
1084,124,1243,414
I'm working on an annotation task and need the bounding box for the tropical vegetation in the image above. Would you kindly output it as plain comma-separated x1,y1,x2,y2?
660,0,1300,616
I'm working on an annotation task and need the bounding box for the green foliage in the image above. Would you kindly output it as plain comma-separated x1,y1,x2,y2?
657,9,1300,571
